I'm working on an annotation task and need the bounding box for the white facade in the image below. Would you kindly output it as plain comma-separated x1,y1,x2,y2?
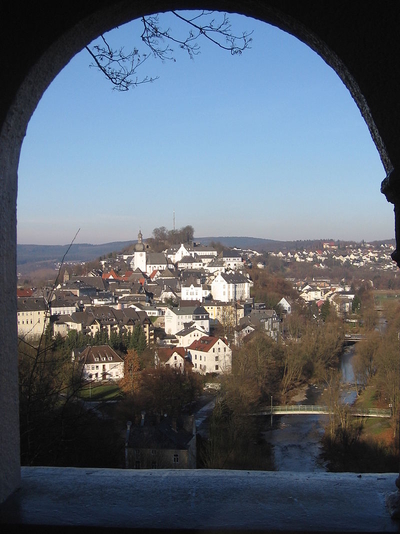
221,251,244,270
211,272,251,303
181,283,211,302
164,306,210,335
278,297,292,314
187,337,232,375
77,345,124,382
132,251,147,272
50,303,77,316
17,298,50,338
176,326,208,347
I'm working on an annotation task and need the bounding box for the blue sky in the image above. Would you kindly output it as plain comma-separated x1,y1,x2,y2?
17,12,394,245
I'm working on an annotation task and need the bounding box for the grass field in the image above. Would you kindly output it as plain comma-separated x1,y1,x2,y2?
78,382,122,401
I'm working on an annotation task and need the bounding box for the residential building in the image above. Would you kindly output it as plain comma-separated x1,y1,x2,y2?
74,344,124,382
181,276,211,302
203,301,244,328
146,253,169,275
211,272,251,302
175,325,208,347
125,414,196,469
187,336,232,374
278,297,292,315
164,305,210,335
155,346,188,371
220,249,244,270
17,297,50,338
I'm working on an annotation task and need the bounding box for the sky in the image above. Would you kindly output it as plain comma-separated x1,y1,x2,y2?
17,12,394,246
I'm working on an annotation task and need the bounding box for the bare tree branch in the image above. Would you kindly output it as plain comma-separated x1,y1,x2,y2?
87,11,252,91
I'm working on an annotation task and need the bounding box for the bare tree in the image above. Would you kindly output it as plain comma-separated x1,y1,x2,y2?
86,11,252,91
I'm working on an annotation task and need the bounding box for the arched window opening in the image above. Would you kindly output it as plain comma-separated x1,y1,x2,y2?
15,11,393,473
1,2,400,524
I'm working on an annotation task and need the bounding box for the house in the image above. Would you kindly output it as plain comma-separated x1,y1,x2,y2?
330,292,355,316
53,305,154,345
211,272,251,302
165,243,194,264
278,297,292,315
187,336,232,374
125,414,196,469
155,346,188,371
239,309,281,342
299,286,323,303
49,296,77,316
234,323,256,347
220,249,244,270
146,253,169,275
177,255,203,271
164,305,210,335
175,325,208,347
180,276,211,302
203,301,244,328
17,297,50,338
74,344,124,382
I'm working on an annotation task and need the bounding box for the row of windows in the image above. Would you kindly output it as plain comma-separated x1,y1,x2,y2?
18,319,40,324
194,363,219,371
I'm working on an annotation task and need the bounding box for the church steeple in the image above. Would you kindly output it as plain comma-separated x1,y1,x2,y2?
134,229,145,252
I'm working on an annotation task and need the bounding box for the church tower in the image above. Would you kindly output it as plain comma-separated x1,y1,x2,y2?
132,229,146,272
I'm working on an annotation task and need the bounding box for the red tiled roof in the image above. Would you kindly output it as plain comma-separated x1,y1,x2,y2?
187,336,220,352
102,269,122,281
17,288,34,298
122,270,134,281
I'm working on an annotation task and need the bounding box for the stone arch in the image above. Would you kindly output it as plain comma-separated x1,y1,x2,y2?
1,1,399,505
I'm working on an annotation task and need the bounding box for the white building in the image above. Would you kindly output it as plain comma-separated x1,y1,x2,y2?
187,336,232,375
146,253,169,275
164,305,210,335
17,297,50,338
155,346,187,371
176,325,208,347
211,272,251,303
278,297,292,314
221,250,244,270
75,345,124,382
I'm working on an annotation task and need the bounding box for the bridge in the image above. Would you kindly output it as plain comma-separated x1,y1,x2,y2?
257,405,392,418
344,334,366,344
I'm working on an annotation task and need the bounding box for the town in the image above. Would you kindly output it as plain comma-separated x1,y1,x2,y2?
16,228,400,471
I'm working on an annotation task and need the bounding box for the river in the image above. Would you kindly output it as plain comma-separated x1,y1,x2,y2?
264,346,356,472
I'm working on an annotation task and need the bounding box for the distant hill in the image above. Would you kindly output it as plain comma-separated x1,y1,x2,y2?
17,236,396,274
17,241,135,266
16,237,306,267
196,236,327,252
